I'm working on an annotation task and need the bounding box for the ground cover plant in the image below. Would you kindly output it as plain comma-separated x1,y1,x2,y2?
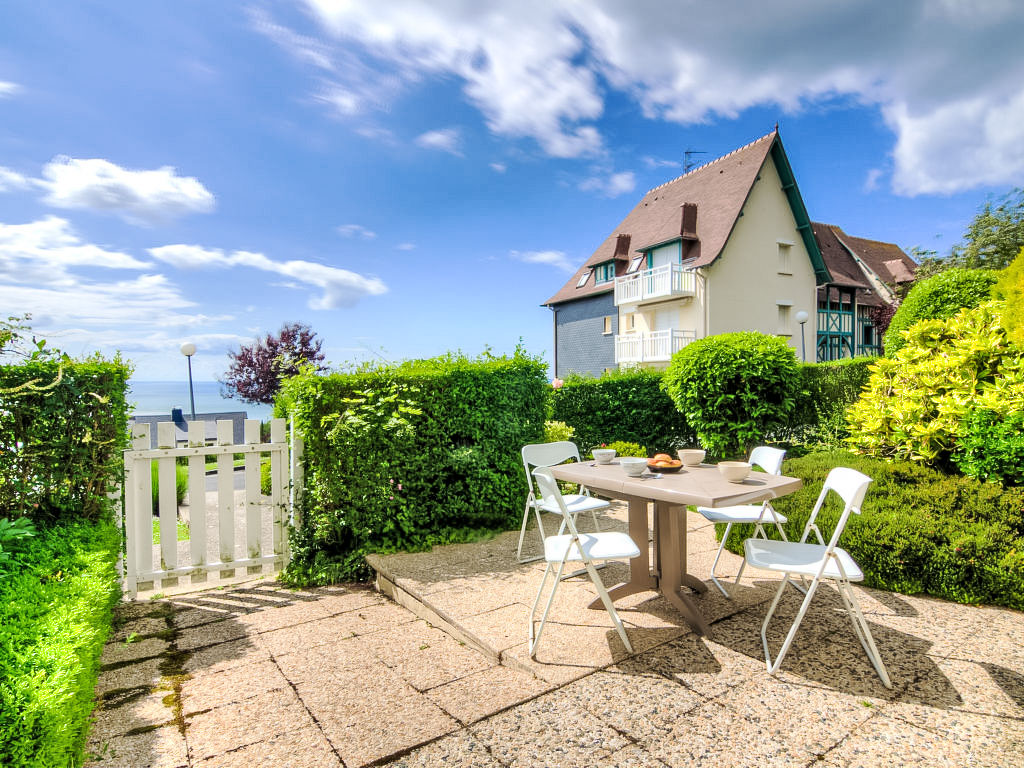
723,450,1024,609
280,348,547,583
0,520,121,767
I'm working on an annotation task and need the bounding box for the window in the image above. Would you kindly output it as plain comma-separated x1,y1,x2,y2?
624,313,636,332
594,262,616,284
777,303,792,335
576,269,592,288
777,242,793,275
603,316,613,335
626,255,644,274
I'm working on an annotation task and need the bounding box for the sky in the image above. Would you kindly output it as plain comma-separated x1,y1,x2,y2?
1,1,1023,381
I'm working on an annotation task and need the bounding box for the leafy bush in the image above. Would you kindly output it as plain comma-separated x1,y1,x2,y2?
884,268,997,354
150,461,187,512
548,369,694,453
542,420,575,443
0,520,121,767
663,332,799,459
723,450,1024,609
847,301,1024,468
995,246,1024,346
603,440,646,458
0,357,131,524
280,349,547,583
952,408,1024,486
0,517,36,576
783,358,873,448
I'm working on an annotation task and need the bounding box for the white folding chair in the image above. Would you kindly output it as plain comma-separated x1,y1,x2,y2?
528,467,641,658
696,446,790,596
743,467,892,688
516,441,608,564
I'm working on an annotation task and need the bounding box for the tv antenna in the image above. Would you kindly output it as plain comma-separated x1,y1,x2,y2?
683,149,706,173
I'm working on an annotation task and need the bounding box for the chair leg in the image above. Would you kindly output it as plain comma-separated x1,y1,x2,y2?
836,579,892,689
710,522,733,597
763,574,821,676
529,557,568,658
584,559,632,654
516,500,546,564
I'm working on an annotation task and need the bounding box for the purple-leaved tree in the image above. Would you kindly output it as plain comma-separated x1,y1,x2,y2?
222,322,327,405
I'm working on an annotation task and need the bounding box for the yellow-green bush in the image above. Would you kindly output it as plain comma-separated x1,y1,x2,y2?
995,247,1024,346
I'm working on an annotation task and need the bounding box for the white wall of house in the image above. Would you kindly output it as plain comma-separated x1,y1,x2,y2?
704,154,817,356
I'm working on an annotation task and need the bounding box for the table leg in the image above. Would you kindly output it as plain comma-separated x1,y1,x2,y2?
588,496,655,606
656,502,712,637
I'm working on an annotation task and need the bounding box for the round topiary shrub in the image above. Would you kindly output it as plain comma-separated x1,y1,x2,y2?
884,268,997,355
662,331,799,459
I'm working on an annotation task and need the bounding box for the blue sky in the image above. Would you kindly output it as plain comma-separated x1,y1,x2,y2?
1,1,1022,380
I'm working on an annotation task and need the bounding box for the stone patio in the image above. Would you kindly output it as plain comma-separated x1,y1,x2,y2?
88,503,1024,767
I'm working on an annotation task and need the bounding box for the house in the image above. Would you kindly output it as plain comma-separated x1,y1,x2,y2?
543,129,915,377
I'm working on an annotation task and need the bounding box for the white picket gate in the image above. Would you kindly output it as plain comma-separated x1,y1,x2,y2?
121,417,303,597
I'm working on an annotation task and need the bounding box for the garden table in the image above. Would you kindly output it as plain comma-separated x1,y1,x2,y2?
549,461,803,638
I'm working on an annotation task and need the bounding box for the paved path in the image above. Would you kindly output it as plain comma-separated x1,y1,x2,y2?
88,507,1024,767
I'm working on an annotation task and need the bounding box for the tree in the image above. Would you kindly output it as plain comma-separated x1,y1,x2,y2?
952,188,1024,271
222,322,327,405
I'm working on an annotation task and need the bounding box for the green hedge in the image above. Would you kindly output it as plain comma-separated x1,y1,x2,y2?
0,520,121,767
548,369,694,454
0,357,131,524
280,350,548,583
723,450,1024,609
783,358,873,447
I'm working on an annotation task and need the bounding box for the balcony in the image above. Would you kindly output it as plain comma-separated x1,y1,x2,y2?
615,329,697,364
614,264,696,306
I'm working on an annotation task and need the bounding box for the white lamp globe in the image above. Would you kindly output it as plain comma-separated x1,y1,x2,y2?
795,310,809,324
180,342,197,357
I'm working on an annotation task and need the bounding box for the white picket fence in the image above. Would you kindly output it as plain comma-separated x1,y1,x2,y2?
121,417,303,597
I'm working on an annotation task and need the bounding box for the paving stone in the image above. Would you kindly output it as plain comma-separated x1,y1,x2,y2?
176,618,252,651
234,598,332,633
378,728,505,767
180,659,289,714
94,657,165,697
182,634,271,677
192,724,341,768
185,687,314,762
89,690,175,741
85,724,188,768
600,744,673,767
273,635,381,683
296,667,459,767
331,599,418,636
110,616,169,642
309,586,385,616
364,621,492,691
101,637,170,666
447,603,530,653
470,690,629,768
894,656,1024,720
426,664,553,723
260,615,353,656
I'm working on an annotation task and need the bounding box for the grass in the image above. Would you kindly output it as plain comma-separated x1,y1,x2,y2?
152,516,190,544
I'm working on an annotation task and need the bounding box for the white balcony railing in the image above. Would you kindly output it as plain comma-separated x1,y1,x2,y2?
615,329,697,364
614,264,696,306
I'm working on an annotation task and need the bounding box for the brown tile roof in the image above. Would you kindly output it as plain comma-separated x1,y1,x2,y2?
544,131,778,306
812,223,871,291
830,227,918,285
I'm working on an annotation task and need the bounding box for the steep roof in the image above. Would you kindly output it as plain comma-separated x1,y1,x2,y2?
812,222,883,308
544,130,828,306
830,227,918,285
812,223,918,308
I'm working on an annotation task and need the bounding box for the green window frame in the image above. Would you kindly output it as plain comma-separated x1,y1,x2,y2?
594,262,616,284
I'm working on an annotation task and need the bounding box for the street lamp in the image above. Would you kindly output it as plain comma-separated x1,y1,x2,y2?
795,310,809,362
180,342,197,421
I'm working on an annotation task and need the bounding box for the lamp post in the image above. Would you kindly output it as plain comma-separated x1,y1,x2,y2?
180,342,197,421
795,310,809,362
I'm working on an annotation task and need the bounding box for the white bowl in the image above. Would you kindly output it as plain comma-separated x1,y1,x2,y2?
592,448,616,464
718,461,751,483
677,449,706,466
619,457,648,477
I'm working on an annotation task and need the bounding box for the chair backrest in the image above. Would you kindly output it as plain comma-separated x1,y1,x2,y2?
522,441,581,501
532,467,582,538
748,446,786,476
801,467,873,551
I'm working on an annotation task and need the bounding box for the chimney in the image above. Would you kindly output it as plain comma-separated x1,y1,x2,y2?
614,233,632,257
681,203,698,239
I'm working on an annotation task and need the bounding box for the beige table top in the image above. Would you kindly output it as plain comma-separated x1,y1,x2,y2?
549,461,803,508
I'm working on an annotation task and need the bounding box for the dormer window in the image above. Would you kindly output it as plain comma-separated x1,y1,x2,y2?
594,262,616,284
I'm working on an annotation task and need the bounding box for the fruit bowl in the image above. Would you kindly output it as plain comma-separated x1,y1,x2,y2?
648,458,683,473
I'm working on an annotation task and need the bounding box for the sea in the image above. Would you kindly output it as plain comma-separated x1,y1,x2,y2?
128,380,274,422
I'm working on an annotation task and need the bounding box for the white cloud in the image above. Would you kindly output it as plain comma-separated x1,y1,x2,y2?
642,156,681,170
580,170,636,198
0,81,20,98
0,166,30,192
490,162,507,173
414,127,463,156
337,223,377,239
511,249,576,272
149,244,388,309
396,242,415,251
295,0,1024,194
863,168,884,193
39,156,215,225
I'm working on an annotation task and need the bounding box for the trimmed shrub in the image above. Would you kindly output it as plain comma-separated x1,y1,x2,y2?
847,301,1024,468
884,268,997,354
542,420,575,443
995,247,1024,346
663,332,799,459
0,357,131,524
784,358,873,448
723,450,1024,609
280,349,547,583
0,520,121,767
150,461,188,511
953,408,1024,486
548,369,694,454
603,440,646,458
